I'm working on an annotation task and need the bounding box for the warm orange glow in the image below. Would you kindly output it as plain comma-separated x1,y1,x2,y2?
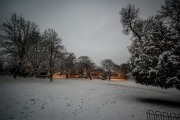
110,78,126,81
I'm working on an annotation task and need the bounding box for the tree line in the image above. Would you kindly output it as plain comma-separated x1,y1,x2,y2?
120,0,180,90
0,13,128,81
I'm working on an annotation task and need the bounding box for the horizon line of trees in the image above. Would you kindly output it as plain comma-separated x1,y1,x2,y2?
0,13,128,81
1,0,179,91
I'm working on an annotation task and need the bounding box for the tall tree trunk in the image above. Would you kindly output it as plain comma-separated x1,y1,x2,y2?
13,68,19,79
13,61,22,79
108,71,111,81
50,73,53,82
66,72,68,79
50,63,53,82
50,41,53,82
89,74,91,80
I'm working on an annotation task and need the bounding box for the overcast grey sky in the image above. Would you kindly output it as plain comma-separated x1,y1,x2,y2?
0,0,164,66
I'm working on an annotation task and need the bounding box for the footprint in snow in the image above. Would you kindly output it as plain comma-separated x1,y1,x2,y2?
24,115,28,118
7,105,13,109
30,99,35,101
16,102,21,104
10,117,15,119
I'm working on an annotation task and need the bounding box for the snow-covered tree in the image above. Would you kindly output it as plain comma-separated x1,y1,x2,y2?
157,0,180,89
120,2,180,90
131,20,179,88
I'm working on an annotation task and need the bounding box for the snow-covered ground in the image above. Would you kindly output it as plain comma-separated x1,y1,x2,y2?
0,76,180,120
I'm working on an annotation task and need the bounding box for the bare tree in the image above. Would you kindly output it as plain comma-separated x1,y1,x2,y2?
24,30,42,76
93,66,103,79
64,52,76,78
100,59,115,80
0,13,39,78
77,56,95,80
42,29,64,82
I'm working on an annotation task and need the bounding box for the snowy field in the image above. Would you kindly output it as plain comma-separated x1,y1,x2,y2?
0,76,180,120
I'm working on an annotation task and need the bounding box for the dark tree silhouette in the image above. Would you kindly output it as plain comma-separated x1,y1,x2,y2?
158,0,180,34
0,13,39,79
64,52,76,79
77,56,95,80
101,59,115,81
119,63,128,80
42,29,64,82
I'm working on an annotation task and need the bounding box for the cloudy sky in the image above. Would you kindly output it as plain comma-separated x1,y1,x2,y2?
0,0,164,66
